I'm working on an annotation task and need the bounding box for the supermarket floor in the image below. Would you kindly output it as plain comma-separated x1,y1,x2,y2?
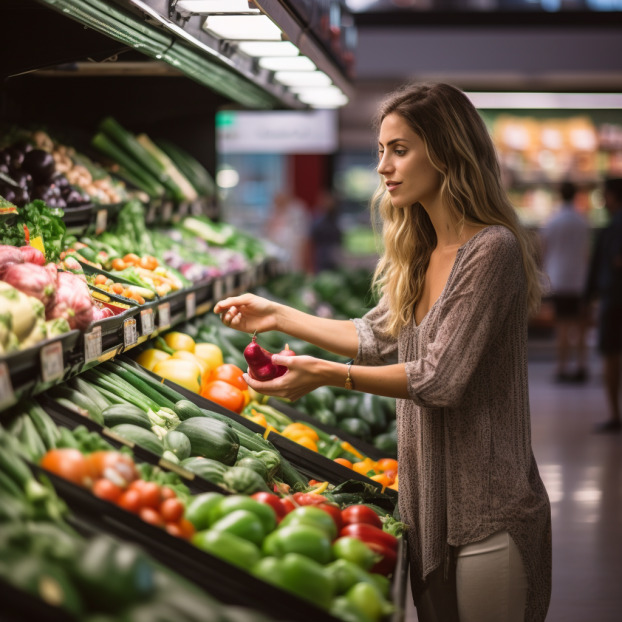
403,337,622,622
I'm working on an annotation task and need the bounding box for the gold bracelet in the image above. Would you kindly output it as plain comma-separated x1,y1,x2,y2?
345,361,354,390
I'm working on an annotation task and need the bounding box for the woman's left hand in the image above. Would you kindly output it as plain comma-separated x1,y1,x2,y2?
242,354,327,402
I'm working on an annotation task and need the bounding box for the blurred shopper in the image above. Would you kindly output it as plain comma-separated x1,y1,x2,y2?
541,181,591,382
309,190,343,272
264,191,310,272
585,177,622,433
216,83,551,622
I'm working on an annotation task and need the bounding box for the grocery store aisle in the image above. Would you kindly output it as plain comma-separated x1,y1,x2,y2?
403,339,622,622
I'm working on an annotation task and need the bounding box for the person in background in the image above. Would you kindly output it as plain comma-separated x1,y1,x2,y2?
215,82,551,622
584,177,622,433
264,191,310,273
309,190,343,272
541,180,591,382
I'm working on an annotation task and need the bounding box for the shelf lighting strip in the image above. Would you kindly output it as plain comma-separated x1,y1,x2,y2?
467,92,622,109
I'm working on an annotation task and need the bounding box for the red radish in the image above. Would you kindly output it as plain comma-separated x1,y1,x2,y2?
244,334,288,381
18,246,46,265
2,261,57,309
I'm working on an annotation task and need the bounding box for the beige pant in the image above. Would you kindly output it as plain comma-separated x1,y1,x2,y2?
416,531,528,622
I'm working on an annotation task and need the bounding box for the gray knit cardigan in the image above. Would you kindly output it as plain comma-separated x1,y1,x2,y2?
353,226,552,622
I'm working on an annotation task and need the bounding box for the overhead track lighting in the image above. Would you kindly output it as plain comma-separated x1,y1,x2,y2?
202,15,283,41
176,0,260,14
259,56,316,72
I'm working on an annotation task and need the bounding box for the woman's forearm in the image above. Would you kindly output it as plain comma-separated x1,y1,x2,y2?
317,358,411,400
275,304,359,359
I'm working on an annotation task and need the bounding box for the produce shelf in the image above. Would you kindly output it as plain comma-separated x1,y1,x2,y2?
0,577,76,622
30,464,343,622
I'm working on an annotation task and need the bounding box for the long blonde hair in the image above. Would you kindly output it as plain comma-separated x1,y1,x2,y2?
370,82,542,337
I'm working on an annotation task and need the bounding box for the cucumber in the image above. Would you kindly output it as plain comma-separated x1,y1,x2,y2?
222,466,271,494
47,385,103,426
277,456,308,490
176,417,240,466
102,405,151,430
338,417,372,441
163,430,191,461
26,401,60,451
110,424,163,456
180,457,228,485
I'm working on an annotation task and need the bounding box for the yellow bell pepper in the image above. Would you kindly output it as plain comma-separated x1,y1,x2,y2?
152,358,201,393
171,350,208,376
135,348,170,371
246,409,267,428
194,342,224,369
163,331,195,353
341,441,365,460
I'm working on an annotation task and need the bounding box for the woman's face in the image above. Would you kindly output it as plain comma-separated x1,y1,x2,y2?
377,112,441,209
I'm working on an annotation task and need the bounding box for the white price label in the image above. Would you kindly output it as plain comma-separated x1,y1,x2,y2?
140,308,155,336
185,292,196,319
84,326,102,363
213,278,224,302
0,362,16,410
158,302,171,329
95,209,107,235
40,341,64,383
123,318,138,348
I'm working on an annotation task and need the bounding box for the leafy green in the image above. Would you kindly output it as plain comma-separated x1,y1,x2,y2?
22,200,66,262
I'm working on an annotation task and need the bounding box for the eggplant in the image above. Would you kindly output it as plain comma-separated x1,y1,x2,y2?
65,189,85,207
7,146,25,170
1,187,16,203
0,150,10,167
12,170,33,190
53,173,70,191
21,149,56,184
12,187,30,207
0,164,9,175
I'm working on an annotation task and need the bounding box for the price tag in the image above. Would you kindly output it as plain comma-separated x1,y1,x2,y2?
140,308,155,336
213,278,224,302
123,318,138,348
95,209,107,235
84,325,102,363
158,302,171,329
40,341,64,383
185,292,196,319
0,362,16,410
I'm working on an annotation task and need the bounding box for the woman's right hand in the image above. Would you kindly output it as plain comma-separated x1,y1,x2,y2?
213,293,279,334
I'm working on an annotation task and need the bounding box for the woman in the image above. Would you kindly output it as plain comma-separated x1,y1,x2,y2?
214,82,552,622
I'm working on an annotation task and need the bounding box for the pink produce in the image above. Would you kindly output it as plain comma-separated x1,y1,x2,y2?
91,305,114,321
0,245,24,277
47,271,94,330
2,261,57,310
18,246,46,265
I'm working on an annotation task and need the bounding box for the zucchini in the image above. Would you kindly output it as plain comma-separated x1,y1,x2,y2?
26,401,60,451
175,417,240,466
234,457,268,481
163,430,191,461
102,405,152,430
69,375,110,412
110,424,163,456
174,399,205,421
222,466,271,494
180,457,228,486
278,456,308,490
47,385,104,426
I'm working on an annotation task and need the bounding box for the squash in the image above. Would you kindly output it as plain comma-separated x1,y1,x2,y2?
176,417,240,466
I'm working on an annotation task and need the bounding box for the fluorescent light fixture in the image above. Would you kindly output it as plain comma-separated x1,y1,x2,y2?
259,56,316,72
296,89,349,108
177,0,260,13
238,41,299,57
203,15,282,40
467,92,622,109
274,70,332,87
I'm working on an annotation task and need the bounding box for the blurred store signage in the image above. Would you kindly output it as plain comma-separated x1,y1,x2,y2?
216,109,338,153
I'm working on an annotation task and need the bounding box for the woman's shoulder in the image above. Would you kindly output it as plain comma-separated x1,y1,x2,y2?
462,225,520,257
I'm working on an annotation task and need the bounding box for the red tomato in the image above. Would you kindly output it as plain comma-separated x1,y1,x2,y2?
177,518,196,540
40,449,92,487
317,503,344,533
251,492,295,522
139,507,164,527
341,504,383,529
160,486,177,501
129,480,162,509
160,498,185,524
366,541,398,576
92,478,124,503
165,522,184,538
86,451,138,486
340,522,399,551
292,492,328,507
117,489,142,514
279,497,296,516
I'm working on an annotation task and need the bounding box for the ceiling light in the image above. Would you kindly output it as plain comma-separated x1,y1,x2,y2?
259,56,316,72
274,70,332,87
467,92,622,109
203,15,282,40
296,89,349,108
177,0,260,13
238,41,299,57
